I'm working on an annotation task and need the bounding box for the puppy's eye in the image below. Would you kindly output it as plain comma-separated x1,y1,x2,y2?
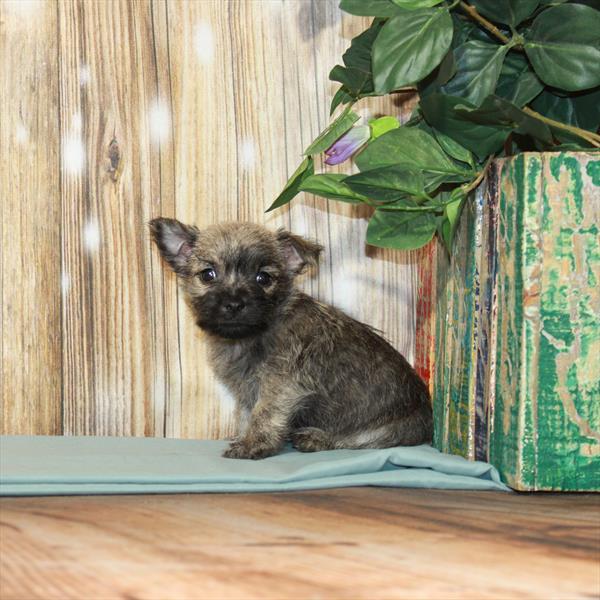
256,271,272,287
199,268,217,283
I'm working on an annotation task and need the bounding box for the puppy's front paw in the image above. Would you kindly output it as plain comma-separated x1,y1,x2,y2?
222,440,279,460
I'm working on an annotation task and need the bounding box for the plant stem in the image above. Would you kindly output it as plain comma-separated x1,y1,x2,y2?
522,107,600,148
461,155,494,195
391,87,418,94
458,1,511,45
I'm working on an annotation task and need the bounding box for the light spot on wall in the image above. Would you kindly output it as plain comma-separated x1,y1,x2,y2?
71,112,83,133
62,112,85,174
240,138,256,170
83,220,100,252
79,65,91,86
149,99,171,144
61,272,70,296
15,124,28,145
331,268,359,316
62,136,85,174
194,21,214,64
357,107,372,122
289,204,310,237
4,0,39,14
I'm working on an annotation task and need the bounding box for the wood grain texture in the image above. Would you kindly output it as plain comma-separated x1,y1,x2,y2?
1,488,599,599
1,0,419,438
1,0,62,435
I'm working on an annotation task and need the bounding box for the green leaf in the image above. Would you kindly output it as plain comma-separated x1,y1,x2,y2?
367,210,437,250
442,40,511,106
355,126,474,179
298,174,367,204
452,13,488,48
369,116,400,139
433,48,457,86
420,93,510,159
391,0,445,7
329,87,354,116
470,0,540,26
451,14,477,48
577,1,600,9
495,52,544,107
439,189,466,252
525,4,600,91
432,129,475,167
530,87,600,142
345,166,426,201
339,0,401,17
418,48,456,97
304,106,360,156
266,157,314,212
455,94,554,145
337,0,454,17
329,20,384,97
372,8,453,93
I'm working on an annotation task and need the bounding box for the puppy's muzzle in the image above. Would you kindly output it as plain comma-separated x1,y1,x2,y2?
221,297,246,318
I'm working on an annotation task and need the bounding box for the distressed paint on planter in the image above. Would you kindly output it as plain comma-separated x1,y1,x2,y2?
475,166,500,463
432,151,599,491
492,152,600,491
432,187,485,461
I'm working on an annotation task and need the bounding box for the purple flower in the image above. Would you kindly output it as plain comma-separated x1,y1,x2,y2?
324,125,370,165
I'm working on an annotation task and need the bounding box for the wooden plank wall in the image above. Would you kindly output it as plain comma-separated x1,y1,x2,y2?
1,0,419,439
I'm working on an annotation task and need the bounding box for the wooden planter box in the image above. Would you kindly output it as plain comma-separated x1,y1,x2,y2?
422,152,600,491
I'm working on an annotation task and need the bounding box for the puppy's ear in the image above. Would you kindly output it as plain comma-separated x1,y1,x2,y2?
148,217,199,275
276,229,323,275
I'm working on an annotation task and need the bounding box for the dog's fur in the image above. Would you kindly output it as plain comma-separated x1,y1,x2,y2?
149,218,433,459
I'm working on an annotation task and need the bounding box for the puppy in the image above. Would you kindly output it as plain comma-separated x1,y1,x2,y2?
149,218,433,459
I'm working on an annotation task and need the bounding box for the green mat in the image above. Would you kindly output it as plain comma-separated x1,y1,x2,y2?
0,436,510,495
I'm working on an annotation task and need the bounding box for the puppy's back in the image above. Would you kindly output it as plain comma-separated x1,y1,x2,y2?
276,292,433,445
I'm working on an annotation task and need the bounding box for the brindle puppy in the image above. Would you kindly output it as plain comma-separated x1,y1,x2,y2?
149,218,433,459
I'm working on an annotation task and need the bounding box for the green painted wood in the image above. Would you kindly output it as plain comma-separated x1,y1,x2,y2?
492,152,600,491
433,151,600,491
433,188,485,460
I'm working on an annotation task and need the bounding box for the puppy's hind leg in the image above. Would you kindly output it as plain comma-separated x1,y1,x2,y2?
292,409,433,452
338,412,432,449
290,427,337,452
291,426,393,452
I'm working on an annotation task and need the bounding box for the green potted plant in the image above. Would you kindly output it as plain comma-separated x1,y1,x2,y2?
268,0,600,491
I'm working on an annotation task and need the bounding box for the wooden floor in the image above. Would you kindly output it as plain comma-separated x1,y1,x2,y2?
1,489,598,599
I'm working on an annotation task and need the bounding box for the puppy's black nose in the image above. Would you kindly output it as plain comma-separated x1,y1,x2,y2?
223,299,245,315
